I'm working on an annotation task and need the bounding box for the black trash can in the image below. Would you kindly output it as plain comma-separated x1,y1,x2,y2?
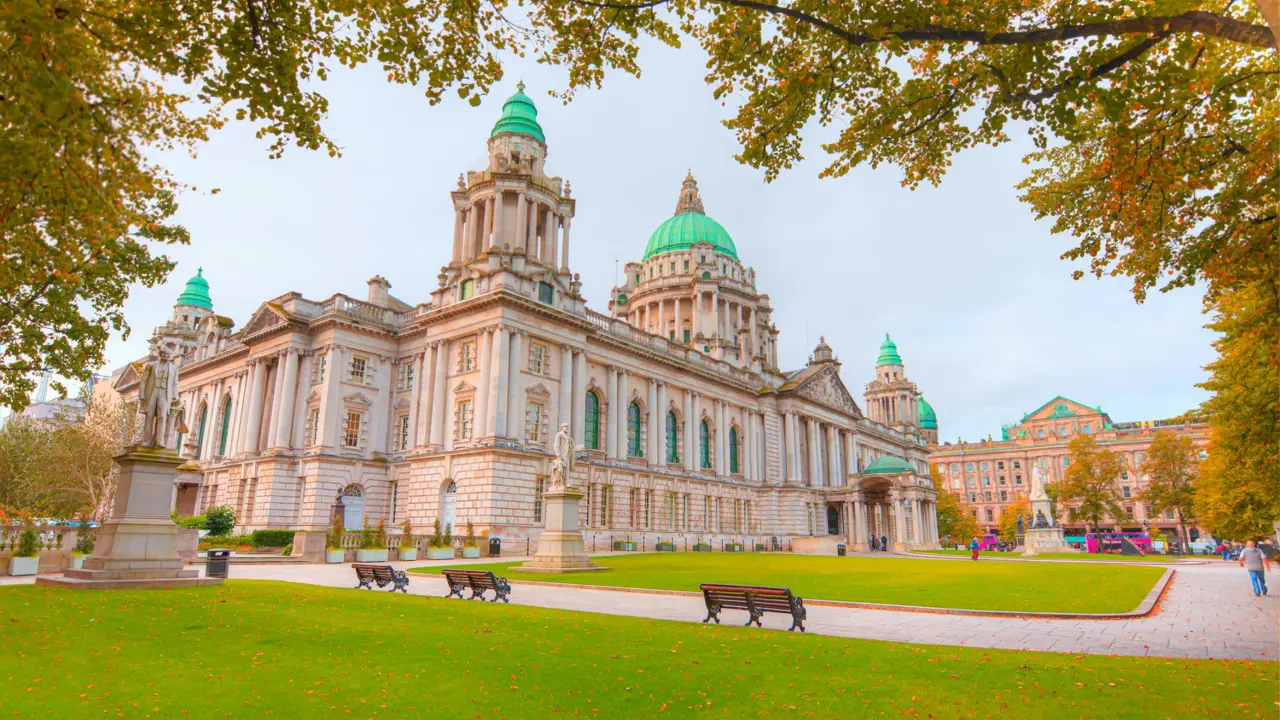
206,549,231,579
488,537,501,557
837,544,847,557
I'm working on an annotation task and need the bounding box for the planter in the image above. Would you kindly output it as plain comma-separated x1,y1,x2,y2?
426,547,455,560
725,545,743,553
612,541,638,552
9,556,39,576
692,544,712,552
325,549,346,564
398,548,418,561
656,542,676,552
67,554,86,570
355,549,389,562
462,546,481,559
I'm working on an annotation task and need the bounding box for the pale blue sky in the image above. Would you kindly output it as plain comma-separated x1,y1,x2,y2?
98,40,1214,442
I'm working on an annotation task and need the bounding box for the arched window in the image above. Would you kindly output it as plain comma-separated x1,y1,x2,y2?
665,412,679,464
341,484,365,529
459,279,474,300
627,401,643,458
584,391,600,450
699,420,711,469
195,403,208,459
729,427,739,474
218,396,233,456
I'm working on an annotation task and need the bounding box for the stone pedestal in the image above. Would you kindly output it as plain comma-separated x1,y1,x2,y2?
1021,498,1076,556
172,460,203,517
519,487,606,573
37,447,221,590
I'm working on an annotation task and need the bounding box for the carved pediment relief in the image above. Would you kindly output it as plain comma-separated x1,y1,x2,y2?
526,382,551,400
453,380,475,394
795,366,863,418
343,392,373,407
241,304,293,338
305,390,321,404
393,396,411,409
114,363,143,390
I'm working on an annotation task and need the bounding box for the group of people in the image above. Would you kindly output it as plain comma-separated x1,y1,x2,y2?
868,534,889,552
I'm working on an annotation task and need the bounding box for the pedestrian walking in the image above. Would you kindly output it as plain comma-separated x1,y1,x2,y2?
1219,542,1230,561
969,536,980,561
870,535,878,552
1239,541,1271,597
880,534,888,552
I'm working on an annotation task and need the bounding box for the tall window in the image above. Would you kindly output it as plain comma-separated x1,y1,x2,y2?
218,397,233,455
455,400,474,441
534,478,546,523
349,355,369,384
314,354,327,384
395,414,410,451
396,363,414,391
459,279,474,300
526,403,546,444
665,412,679,463
600,484,611,527
538,282,554,304
458,342,475,372
342,411,362,448
728,427,739,474
627,401,642,457
699,420,711,469
195,404,208,459
584,391,600,450
528,343,548,374
306,408,320,446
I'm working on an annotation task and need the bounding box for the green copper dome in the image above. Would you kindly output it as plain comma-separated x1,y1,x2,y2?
175,267,213,310
863,456,915,475
918,397,937,430
876,334,902,366
643,172,739,261
490,82,545,143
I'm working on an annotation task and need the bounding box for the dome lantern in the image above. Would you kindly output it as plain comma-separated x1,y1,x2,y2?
642,172,739,261
490,81,545,143
876,333,902,367
175,267,213,310
918,397,937,430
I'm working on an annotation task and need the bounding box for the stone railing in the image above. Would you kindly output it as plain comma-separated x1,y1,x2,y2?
0,524,81,553
584,309,756,386
319,295,404,329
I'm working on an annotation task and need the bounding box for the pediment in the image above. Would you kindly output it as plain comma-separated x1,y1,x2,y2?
240,303,295,338
393,396,411,409
305,390,321,404
114,362,144,390
793,366,863,418
343,392,373,407
526,382,551,400
453,380,475,394
1024,396,1101,422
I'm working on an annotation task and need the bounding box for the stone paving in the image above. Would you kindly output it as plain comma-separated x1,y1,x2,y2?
7,554,1275,660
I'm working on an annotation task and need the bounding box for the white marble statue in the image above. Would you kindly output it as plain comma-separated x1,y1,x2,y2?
1029,465,1050,502
139,345,183,449
549,423,582,490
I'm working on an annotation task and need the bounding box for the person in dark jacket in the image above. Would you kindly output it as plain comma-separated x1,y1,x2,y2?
880,534,888,552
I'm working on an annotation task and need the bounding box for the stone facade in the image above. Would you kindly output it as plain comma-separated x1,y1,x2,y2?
113,86,939,554
929,395,1209,537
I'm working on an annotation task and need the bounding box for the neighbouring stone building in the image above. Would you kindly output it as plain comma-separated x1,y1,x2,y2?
928,396,1209,538
113,84,939,557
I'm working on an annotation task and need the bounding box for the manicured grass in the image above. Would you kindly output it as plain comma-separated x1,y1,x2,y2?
922,549,1182,562
2,582,1273,719
410,552,1166,613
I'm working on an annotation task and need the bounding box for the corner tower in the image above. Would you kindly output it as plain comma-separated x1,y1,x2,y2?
864,334,925,435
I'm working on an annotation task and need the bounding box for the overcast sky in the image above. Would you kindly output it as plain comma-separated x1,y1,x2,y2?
92,39,1215,443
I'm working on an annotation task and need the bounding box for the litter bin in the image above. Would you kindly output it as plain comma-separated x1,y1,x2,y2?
206,549,231,579
837,544,847,557
488,537,501,557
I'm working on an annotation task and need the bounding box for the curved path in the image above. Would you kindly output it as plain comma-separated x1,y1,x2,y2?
8,555,1274,660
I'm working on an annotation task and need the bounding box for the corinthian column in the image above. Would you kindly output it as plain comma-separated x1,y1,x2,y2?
557,345,573,434
273,349,300,449
605,366,618,459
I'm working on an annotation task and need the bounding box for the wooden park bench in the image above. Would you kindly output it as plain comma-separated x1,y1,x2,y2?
442,569,512,603
699,583,807,632
352,563,411,593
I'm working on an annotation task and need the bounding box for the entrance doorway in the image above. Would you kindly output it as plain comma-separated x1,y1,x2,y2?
826,505,840,535
442,481,457,531
341,484,364,529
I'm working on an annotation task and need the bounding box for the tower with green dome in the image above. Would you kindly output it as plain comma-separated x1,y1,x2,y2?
863,333,929,439
173,267,214,327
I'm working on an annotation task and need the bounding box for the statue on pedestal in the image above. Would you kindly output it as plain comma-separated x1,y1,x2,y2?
1016,513,1025,535
549,423,582,491
1029,465,1050,502
1033,510,1050,529
139,345,183,449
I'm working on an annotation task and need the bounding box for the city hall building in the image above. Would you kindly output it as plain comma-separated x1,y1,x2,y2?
113,85,940,556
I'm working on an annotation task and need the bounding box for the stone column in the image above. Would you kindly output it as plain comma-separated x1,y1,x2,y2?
749,308,758,358
483,196,495,251
242,359,268,454
515,191,527,253
492,191,505,249
428,341,449,449
559,213,570,271
827,425,840,487
571,351,587,443
273,350,300,449
647,378,658,462
605,366,619,459
743,411,753,480
656,382,668,464
895,496,907,549
492,326,511,438
807,418,820,486
265,357,286,450
452,208,464,263
507,330,525,441
527,200,538,258
557,345,573,435
225,372,245,456
715,400,726,475
674,297,683,342
408,349,424,447
691,291,700,337
319,347,344,449
616,370,630,456
684,390,695,472
475,328,494,439
657,300,666,339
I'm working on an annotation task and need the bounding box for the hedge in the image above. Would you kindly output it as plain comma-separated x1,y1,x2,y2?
249,530,296,547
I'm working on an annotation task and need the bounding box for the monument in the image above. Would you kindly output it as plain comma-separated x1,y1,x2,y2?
519,424,606,573
1021,466,1075,555
38,340,222,590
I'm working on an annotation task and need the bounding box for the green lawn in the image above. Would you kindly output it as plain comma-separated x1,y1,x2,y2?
410,552,1165,613
922,549,1181,562
2,582,1273,719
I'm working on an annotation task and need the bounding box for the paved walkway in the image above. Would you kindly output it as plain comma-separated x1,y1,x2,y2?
8,555,1275,660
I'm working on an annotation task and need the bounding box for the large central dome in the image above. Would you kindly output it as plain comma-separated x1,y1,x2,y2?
643,173,739,261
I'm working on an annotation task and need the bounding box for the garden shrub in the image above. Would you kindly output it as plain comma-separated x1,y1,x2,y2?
15,529,39,557
249,530,295,547
204,505,236,536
